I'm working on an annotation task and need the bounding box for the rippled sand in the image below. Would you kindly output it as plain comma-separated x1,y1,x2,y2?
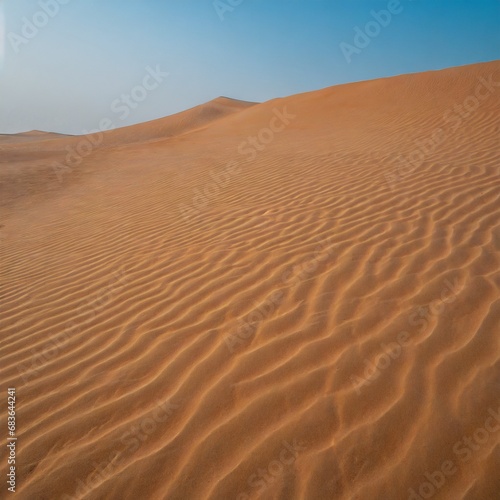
1,61,499,499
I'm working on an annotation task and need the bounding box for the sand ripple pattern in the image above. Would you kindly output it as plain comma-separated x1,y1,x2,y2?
1,61,499,499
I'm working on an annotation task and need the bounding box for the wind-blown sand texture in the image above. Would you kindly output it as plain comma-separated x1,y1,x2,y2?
1,61,499,500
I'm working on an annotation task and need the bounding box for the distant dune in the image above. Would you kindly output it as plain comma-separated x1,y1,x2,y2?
0,97,256,207
101,96,257,146
0,130,74,144
0,61,499,499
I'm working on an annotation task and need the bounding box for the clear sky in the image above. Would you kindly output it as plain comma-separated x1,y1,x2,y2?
0,0,499,134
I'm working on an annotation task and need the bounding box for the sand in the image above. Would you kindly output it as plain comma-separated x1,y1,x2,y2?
0,61,499,499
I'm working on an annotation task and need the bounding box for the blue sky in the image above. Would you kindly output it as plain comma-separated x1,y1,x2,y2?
0,0,499,134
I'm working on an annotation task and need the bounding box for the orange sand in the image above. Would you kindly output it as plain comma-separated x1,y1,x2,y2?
1,61,499,499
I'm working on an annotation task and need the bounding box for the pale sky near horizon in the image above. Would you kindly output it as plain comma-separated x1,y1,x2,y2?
0,0,499,134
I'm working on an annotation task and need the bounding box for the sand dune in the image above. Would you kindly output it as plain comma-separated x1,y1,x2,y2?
0,97,255,152
0,131,75,145
0,97,255,209
101,96,257,147
1,61,499,499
